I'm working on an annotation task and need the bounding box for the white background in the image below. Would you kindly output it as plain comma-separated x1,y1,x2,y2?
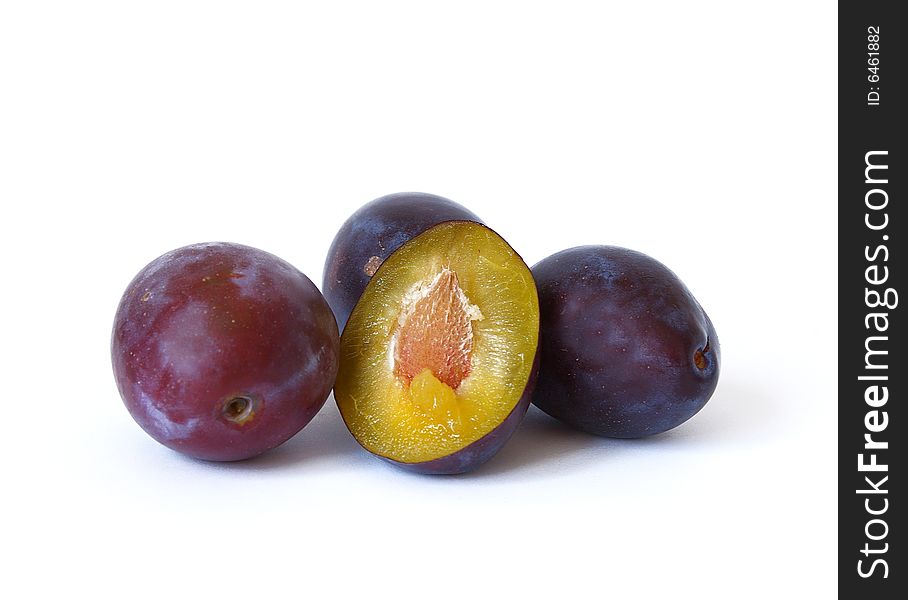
0,2,836,598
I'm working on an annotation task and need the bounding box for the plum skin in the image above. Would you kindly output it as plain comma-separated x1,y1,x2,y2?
322,192,481,332
111,242,339,461
531,246,720,438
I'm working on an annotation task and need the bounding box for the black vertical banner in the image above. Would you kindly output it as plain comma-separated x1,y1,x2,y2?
840,0,904,595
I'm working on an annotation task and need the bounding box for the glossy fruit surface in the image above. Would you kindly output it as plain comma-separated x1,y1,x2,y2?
112,242,339,461
323,192,481,332
335,221,538,474
531,246,719,438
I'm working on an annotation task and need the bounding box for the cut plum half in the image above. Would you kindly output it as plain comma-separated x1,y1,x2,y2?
335,221,539,474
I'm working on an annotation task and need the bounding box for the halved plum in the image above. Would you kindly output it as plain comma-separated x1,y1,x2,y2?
334,221,539,474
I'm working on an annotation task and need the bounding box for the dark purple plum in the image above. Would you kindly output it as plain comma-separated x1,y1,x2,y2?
322,192,481,331
112,242,339,461
531,246,720,438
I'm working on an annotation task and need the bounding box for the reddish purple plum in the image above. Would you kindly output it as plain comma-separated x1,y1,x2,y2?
112,242,339,461
531,246,720,438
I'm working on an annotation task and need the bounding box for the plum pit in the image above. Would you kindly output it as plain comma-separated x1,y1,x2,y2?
392,268,483,391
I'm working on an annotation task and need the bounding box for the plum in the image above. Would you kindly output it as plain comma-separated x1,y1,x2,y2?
111,242,339,461
322,192,481,332
334,221,539,474
531,246,719,438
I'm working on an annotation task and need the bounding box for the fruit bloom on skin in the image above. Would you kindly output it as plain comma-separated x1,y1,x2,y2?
322,192,481,332
334,221,539,474
112,242,339,461
531,246,720,438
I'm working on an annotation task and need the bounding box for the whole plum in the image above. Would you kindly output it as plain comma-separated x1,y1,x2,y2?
112,242,339,461
322,192,481,331
531,246,719,438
